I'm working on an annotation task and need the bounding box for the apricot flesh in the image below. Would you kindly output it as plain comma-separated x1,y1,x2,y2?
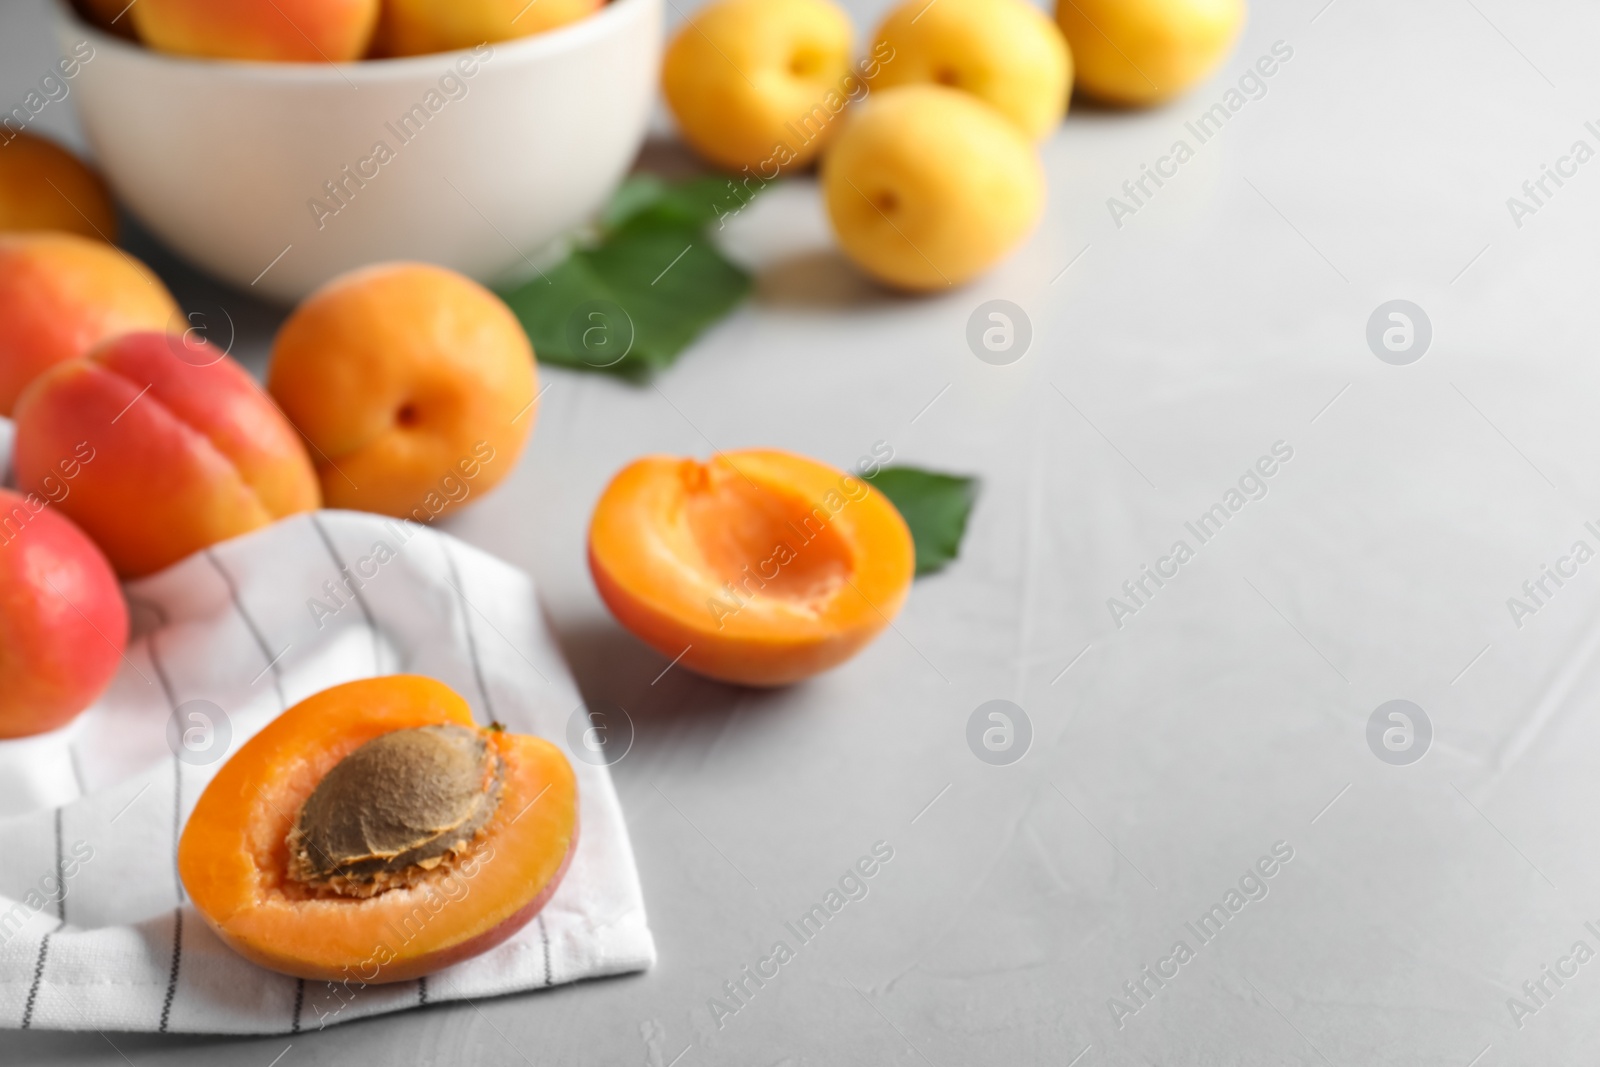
0,131,119,241
0,233,178,416
180,676,579,984
588,450,915,686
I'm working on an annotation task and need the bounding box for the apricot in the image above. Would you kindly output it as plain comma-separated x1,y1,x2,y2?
588,449,914,686
0,488,127,740
662,0,854,173
373,0,603,57
0,131,119,241
0,233,178,416
267,263,536,523
180,676,578,983
130,0,379,63
1055,0,1244,107
71,0,138,37
12,331,321,578
822,85,1044,291
866,0,1071,140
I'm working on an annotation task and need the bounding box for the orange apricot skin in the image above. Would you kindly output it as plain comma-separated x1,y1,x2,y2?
179,676,579,984
267,262,537,522
0,488,127,739
130,0,379,63
0,132,119,241
0,233,178,416
11,331,321,578
588,450,916,687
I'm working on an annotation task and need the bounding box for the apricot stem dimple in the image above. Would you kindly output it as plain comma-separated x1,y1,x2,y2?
395,402,420,428
679,458,713,493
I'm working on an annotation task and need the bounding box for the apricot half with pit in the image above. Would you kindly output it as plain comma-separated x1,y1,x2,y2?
588,450,915,687
179,675,578,983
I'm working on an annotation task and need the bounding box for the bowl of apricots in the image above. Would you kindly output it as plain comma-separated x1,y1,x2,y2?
53,0,661,301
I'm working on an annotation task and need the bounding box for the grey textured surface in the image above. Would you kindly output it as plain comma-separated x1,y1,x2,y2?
6,0,1600,1063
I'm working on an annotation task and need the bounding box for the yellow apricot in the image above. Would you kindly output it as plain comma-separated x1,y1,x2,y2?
662,0,855,174
1056,0,1245,107
822,85,1043,291
867,0,1071,140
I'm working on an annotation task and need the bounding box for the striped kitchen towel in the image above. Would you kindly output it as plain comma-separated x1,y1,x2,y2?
0,510,655,1033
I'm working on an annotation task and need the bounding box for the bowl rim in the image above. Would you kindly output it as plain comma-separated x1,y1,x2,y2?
52,0,656,84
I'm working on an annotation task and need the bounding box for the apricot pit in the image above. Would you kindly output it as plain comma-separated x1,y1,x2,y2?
288,723,503,898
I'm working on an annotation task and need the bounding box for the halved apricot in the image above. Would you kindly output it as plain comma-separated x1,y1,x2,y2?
178,675,577,984
588,449,915,686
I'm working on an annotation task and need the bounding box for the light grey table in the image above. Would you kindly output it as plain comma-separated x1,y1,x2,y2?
7,0,1600,1062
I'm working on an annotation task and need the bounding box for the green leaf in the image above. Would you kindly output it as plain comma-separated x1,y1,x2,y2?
602,174,756,232
868,466,979,577
498,175,767,380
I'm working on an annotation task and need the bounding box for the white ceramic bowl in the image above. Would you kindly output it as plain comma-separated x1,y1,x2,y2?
53,0,662,302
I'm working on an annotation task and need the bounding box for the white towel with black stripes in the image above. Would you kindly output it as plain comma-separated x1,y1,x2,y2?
0,510,655,1033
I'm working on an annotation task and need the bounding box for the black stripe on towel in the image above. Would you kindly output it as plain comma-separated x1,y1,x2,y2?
21,810,69,1029
170,758,184,903
540,915,552,986
148,632,187,1033
206,548,286,709
158,907,182,1033
310,513,384,675
146,631,183,902
21,932,52,1029
417,976,428,1005
440,539,497,722
213,538,310,1033
53,807,65,923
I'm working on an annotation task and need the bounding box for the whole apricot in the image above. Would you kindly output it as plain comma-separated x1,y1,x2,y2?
0,488,127,740
13,331,322,578
267,263,536,523
130,0,380,63
373,0,602,57
589,449,915,686
0,233,178,416
1056,0,1244,106
822,85,1044,291
662,0,855,173
866,0,1071,140
0,131,119,241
